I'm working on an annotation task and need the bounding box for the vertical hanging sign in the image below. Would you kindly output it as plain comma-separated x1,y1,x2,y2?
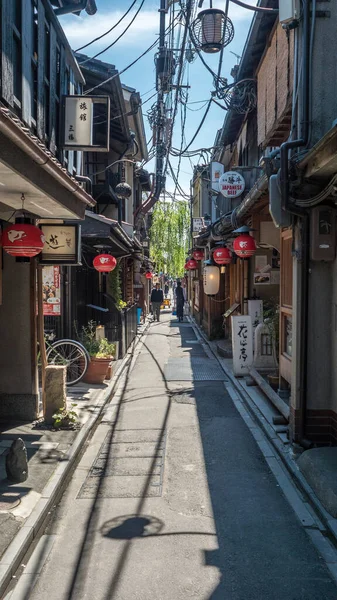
64,97,93,147
248,299,263,341
231,315,253,376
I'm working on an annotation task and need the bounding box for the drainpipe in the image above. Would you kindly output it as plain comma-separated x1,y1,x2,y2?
280,0,312,449
75,175,92,196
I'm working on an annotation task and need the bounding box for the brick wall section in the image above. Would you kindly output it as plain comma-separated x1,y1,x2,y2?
257,25,294,147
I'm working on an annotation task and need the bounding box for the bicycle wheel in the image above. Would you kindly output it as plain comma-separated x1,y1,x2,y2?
46,339,89,386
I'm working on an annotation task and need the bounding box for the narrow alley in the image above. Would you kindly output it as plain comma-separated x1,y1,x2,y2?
10,313,337,600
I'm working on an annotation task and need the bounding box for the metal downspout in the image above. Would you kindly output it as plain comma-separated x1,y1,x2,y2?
280,0,311,448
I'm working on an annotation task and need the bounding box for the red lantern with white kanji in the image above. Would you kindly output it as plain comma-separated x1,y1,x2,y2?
93,254,117,272
213,246,232,265
145,271,153,279
186,258,198,270
2,223,45,257
233,234,257,259
193,249,204,261
184,263,189,271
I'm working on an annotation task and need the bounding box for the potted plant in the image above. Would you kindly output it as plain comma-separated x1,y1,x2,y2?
80,321,116,384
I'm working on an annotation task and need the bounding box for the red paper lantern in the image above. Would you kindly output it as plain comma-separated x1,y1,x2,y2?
184,263,189,271
93,254,117,272
213,246,232,265
2,223,45,257
186,258,198,270
145,271,153,279
193,249,204,261
233,234,257,259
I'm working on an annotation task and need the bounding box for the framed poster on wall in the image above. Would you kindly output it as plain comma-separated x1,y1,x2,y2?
42,266,61,316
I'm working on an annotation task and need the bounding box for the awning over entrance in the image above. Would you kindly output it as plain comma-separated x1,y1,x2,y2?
0,107,95,219
78,211,143,257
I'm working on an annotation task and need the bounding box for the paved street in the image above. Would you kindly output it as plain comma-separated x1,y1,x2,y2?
19,314,337,600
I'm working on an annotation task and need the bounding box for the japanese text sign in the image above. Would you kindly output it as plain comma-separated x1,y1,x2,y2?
219,171,245,198
39,224,81,265
64,97,93,147
231,315,253,376
43,266,61,316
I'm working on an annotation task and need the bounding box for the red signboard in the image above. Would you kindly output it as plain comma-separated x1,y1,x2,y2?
43,266,61,316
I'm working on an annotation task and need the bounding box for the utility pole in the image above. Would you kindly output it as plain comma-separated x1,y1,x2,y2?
155,0,167,200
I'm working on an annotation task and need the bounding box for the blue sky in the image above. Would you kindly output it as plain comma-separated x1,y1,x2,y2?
60,0,256,198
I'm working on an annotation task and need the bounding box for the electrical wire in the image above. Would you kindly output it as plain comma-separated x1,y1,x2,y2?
229,0,278,13
79,0,146,65
75,0,139,52
84,14,181,95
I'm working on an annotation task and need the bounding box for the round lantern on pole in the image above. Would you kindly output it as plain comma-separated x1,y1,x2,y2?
186,258,198,270
93,254,117,273
191,7,234,54
193,249,204,261
145,271,153,280
232,226,257,259
2,221,45,258
213,246,232,265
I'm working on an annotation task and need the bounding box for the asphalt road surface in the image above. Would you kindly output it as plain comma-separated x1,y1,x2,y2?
16,314,337,599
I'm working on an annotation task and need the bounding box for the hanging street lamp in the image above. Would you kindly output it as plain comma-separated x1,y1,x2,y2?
93,254,117,272
213,246,232,265
203,261,220,295
186,258,198,270
232,226,257,259
191,3,234,54
2,220,45,259
193,249,204,261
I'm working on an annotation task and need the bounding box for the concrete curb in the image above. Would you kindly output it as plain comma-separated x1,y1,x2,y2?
0,321,150,598
188,317,337,548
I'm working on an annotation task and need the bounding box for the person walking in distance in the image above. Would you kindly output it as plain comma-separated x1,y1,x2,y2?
151,282,164,322
175,280,185,323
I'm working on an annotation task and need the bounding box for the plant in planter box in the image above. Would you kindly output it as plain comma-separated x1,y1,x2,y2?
80,321,116,384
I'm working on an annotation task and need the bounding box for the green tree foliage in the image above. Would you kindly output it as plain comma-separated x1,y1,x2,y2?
150,201,190,277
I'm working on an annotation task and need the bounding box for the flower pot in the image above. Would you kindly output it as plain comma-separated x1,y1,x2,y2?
83,357,113,384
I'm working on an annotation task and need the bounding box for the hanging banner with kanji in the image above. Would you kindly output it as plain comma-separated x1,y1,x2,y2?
231,315,253,376
43,266,61,316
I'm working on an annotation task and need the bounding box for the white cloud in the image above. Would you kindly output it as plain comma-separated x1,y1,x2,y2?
60,10,159,50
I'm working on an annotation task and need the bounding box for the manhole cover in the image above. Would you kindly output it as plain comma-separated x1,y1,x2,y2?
0,493,21,511
77,429,166,499
164,357,227,381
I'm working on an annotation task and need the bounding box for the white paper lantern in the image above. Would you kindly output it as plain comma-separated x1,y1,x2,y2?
203,265,220,295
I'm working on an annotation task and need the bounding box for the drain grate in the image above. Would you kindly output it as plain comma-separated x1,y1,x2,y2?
164,357,227,381
77,429,166,499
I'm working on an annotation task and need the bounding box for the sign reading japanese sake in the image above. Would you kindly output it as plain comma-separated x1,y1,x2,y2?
231,315,253,376
219,171,245,198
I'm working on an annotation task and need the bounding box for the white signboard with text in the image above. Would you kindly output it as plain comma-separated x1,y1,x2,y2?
193,217,205,233
248,299,263,340
231,315,253,376
219,171,245,198
64,97,93,147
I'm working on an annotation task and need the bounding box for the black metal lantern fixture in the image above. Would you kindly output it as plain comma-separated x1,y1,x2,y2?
115,182,132,225
192,3,234,54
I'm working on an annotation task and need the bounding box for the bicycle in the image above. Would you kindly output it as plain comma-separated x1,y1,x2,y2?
38,332,90,387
